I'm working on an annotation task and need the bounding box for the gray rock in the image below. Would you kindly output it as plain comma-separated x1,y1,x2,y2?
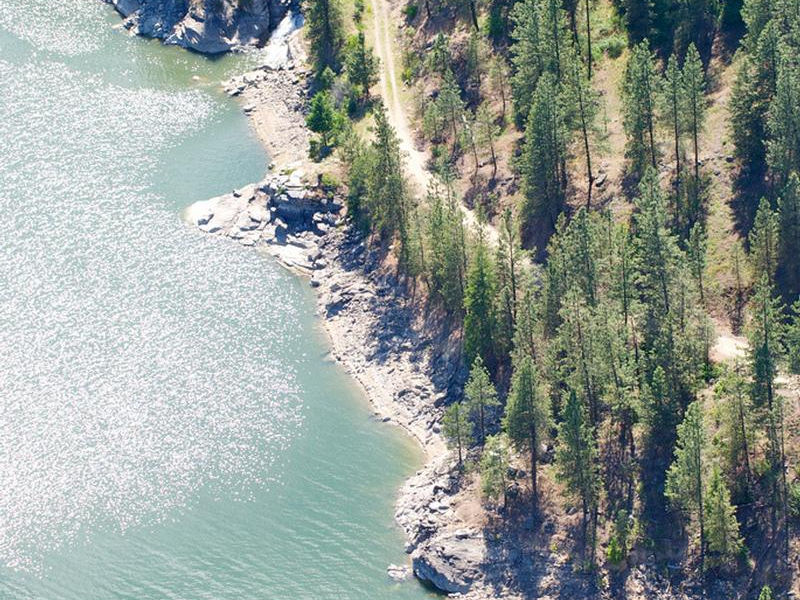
196,212,214,226
387,564,411,581
274,218,288,236
103,0,291,55
412,535,482,594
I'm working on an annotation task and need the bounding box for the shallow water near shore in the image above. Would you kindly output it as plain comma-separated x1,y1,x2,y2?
0,2,430,598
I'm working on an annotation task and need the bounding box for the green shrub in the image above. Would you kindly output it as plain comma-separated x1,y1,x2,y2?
606,535,625,565
320,172,340,193
403,3,418,21
597,34,626,59
309,138,322,160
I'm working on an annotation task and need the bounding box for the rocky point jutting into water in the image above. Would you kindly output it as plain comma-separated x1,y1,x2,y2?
104,0,292,53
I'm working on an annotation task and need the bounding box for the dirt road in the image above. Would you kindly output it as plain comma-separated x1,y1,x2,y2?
368,0,499,244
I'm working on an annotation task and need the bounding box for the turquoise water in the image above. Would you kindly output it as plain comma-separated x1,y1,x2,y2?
0,2,430,598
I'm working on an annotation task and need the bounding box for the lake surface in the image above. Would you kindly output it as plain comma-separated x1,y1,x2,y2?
0,2,430,598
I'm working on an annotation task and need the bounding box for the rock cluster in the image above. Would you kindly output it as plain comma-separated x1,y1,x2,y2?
224,61,311,167
104,0,291,54
308,228,486,595
396,458,484,594
186,173,340,272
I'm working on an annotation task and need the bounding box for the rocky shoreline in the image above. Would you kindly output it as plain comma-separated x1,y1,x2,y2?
186,171,498,596
184,49,499,589
182,41,725,600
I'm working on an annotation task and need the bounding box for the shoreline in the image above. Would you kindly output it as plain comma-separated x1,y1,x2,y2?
182,26,708,600
182,27,497,594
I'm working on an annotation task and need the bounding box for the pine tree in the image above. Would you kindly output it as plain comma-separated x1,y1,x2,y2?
730,16,780,178
475,103,500,180
673,0,719,55
632,169,703,410
368,105,413,269
748,197,780,285
438,71,466,156
427,33,451,78
443,400,473,466
665,400,707,568
567,52,597,208
465,30,486,95
513,284,540,361
766,49,800,186
687,223,707,303
305,0,345,74
747,276,784,411
462,111,482,179
717,364,754,496
344,31,379,101
464,0,480,30
519,73,568,232
464,227,498,370
307,90,337,148
504,355,550,503
340,127,373,231
582,0,593,79
661,54,685,209
487,55,510,123
465,356,500,444
510,0,572,124
556,389,601,565
704,465,744,570
746,276,788,554
681,44,707,226
495,209,523,357
622,41,659,178
480,434,510,507
557,288,602,426
426,181,467,313
778,172,800,294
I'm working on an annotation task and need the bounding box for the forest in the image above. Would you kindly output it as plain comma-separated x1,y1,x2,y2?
301,0,800,592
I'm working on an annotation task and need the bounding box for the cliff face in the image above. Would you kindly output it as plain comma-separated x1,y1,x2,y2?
105,0,292,54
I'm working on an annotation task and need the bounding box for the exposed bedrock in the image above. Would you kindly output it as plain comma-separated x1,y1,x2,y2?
104,0,293,54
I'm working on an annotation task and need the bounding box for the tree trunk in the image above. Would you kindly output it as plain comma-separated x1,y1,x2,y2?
575,65,594,209
530,429,538,505
673,92,681,206
471,132,480,178
469,0,479,29
697,460,705,571
489,136,498,181
692,100,700,217
551,0,562,81
479,403,485,444
584,0,593,79
645,68,656,169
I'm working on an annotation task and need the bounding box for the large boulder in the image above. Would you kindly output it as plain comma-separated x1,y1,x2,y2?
411,532,483,594
103,0,292,54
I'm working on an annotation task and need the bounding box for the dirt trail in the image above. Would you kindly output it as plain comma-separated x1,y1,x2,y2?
369,0,499,245
370,0,430,191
